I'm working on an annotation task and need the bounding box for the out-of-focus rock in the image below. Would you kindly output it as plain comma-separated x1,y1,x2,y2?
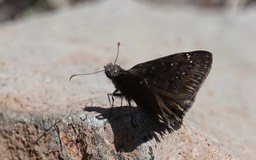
0,0,90,22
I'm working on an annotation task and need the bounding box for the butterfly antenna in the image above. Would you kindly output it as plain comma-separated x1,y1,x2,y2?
69,42,120,81
114,42,120,64
69,69,104,81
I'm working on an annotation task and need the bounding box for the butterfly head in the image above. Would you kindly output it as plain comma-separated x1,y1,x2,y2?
104,62,123,79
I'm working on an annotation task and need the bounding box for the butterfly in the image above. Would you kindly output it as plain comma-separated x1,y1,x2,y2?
70,43,212,129
104,47,212,129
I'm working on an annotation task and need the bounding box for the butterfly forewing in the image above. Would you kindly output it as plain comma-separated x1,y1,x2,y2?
128,51,212,125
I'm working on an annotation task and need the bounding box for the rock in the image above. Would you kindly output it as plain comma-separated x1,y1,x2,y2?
1,0,255,159
0,105,234,159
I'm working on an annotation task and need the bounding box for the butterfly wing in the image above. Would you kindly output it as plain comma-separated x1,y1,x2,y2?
128,50,212,126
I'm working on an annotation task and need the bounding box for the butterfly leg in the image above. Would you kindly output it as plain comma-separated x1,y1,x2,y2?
128,100,138,128
107,93,114,107
112,91,125,112
120,96,123,107
107,89,122,118
107,94,115,118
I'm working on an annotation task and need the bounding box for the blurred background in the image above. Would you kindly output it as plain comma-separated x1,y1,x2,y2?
1,0,256,23
0,0,256,159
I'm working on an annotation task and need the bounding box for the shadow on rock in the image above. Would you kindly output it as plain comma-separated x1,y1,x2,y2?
83,106,181,152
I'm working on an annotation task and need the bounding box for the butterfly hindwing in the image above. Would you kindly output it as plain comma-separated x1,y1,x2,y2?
128,51,212,125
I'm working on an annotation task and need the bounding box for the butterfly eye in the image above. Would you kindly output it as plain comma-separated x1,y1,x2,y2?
105,70,112,78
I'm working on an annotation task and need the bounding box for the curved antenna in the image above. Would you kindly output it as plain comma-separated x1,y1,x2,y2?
69,69,104,81
114,42,120,64
69,42,121,81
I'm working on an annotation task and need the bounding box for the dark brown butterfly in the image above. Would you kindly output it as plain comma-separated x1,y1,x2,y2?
104,46,212,129
70,43,212,129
